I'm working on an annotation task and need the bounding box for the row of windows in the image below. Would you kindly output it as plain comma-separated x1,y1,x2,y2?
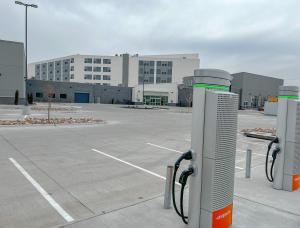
37,68,70,75
139,60,155,66
36,92,67,99
139,69,172,75
84,74,111,80
36,59,73,70
84,66,111,72
138,60,172,67
157,61,172,67
84,58,111,64
138,76,172,84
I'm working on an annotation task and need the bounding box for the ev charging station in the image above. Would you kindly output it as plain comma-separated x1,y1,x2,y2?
266,86,300,191
172,69,239,228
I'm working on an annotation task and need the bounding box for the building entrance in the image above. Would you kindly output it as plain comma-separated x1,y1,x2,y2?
144,95,168,106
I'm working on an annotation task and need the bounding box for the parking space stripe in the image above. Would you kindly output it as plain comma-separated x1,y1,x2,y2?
236,149,269,158
237,139,265,146
92,148,180,186
146,144,244,170
146,143,183,154
9,158,74,223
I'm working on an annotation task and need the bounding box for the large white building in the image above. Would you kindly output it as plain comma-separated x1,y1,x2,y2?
28,53,200,105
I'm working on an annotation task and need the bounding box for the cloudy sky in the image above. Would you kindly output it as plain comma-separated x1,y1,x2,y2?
1,0,299,86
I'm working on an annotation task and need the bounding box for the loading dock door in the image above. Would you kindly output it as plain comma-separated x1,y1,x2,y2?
74,93,90,103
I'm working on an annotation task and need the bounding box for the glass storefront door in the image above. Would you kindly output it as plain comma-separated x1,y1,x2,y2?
144,95,168,106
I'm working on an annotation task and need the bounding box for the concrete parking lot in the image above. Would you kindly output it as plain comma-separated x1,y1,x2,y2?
0,104,299,228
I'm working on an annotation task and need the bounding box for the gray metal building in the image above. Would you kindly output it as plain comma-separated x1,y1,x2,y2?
178,72,284,108
27,79,132,104
0,40,25,104
231,72,284,109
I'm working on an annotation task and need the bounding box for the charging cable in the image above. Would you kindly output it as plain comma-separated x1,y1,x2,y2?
179,167,194,224
172,150,192,219
265,137,279,182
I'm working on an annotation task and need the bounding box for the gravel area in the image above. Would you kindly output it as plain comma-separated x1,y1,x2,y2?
0,117,104,126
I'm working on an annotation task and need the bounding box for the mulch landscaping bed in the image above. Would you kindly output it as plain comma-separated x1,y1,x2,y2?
241,128,276,140
0,117,104,126
30,107,77,112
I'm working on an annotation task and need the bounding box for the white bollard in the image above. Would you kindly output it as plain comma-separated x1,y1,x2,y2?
245,149,252,178
164,165,174,209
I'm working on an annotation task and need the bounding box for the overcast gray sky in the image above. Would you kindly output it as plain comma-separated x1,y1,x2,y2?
1,0,299,86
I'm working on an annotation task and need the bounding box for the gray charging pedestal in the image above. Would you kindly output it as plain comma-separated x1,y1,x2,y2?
273,86,300,191
188,69,239,228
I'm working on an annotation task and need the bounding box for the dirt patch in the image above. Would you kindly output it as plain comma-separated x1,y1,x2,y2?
0,117,104,126
30,106,77,112
241,128,276,135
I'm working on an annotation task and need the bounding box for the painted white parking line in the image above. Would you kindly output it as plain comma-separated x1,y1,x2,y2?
92,148,180,186
235,166,244,170
236,149,269,158
146,144,244,170
146,143,183,154
237,139,265,146
9,158,74,223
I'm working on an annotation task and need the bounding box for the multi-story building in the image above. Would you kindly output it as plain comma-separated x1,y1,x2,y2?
28,53,200,105
0,39,25,104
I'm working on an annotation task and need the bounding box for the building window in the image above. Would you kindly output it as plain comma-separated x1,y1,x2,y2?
56,70,60,73
64,69,68,72
56,62,60,66
60,94,67,99
103,67,111,72
48,93,55,98
70,66,74,71
36,92,43,98
84,66,92,71
103,59,111,64
84,58,92,63
93,75,101,80
70,74,74,79
71,58,74,63
103,75,111,80
103,83,110,86
94,58,101,64
56,78,60,80
84,74,92,80
93,67,101,72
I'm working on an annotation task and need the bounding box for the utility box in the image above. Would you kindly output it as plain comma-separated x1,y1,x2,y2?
273,86,300,191
188,69,238,228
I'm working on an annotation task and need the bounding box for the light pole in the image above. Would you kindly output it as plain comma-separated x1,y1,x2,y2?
15,1,38,106
142,62,146,105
